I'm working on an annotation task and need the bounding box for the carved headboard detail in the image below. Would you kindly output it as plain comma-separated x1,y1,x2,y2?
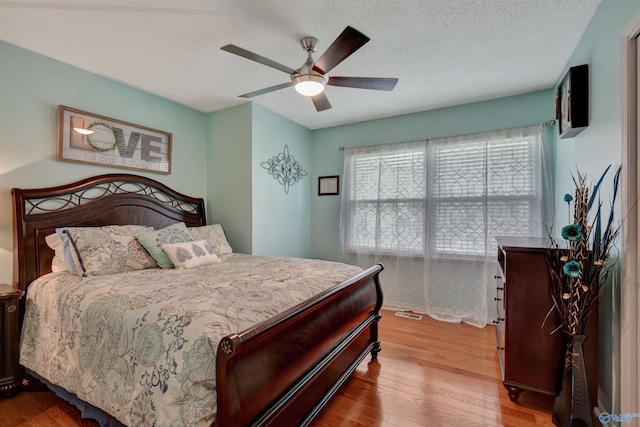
12,174,206,307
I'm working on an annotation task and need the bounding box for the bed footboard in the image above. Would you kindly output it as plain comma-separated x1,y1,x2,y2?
215,264,383,427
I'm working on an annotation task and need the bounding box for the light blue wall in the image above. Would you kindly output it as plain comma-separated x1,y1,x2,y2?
207,103,312,257
550,0,640,414
251,103,312,257
309,90,554,261
208,103,253,254
0,40,209,285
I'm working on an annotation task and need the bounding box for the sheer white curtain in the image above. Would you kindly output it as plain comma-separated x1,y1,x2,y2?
340,125,552,327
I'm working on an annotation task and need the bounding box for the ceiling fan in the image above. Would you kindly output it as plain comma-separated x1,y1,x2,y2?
220,26,398,112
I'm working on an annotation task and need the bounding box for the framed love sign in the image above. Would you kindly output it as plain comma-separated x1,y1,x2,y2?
57,105,172,174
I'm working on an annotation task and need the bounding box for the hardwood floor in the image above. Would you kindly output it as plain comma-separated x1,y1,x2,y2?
0,309,555,427
313,310,555,427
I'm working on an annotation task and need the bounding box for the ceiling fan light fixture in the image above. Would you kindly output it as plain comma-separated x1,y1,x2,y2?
293,74,326,97
221,26,398,112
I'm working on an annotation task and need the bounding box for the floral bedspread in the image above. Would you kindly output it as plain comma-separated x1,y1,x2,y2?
20,254,362,427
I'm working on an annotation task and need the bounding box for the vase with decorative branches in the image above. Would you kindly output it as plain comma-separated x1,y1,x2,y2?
546,165,621,427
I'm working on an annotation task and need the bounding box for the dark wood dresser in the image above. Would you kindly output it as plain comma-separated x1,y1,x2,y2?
0,284,23,397
494,237,598,405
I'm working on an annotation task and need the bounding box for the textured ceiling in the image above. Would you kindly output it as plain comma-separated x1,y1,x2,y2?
0,0,601,130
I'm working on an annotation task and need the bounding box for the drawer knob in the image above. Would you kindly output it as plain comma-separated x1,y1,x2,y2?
497,346,505,351
496,287,504,291
494,297,501,301
494,275,501,279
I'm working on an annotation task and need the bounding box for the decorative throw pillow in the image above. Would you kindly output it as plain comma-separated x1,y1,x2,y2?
136,222,194,268
45,232,70,272
161,240,221,269
63,225,156,276
188,224,233,256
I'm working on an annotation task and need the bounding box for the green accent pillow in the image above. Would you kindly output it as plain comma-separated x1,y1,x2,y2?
136,222,194,268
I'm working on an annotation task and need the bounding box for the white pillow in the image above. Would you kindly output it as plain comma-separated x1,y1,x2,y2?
161,240,221,269
45,232,70,272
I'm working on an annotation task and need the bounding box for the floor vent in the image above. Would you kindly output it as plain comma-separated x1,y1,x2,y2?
394,311,423,321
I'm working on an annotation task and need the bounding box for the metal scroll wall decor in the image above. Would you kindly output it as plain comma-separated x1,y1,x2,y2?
260,145,307,194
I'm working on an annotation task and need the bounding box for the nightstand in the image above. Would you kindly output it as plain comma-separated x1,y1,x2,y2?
0,284,24,397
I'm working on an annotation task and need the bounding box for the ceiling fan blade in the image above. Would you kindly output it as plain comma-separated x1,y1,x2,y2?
221,44,296,75
311,92,332,112
239,82,292,98
312,26,370,75
328,77,398,91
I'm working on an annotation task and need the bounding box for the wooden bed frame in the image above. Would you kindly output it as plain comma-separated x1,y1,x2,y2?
12,173,384,427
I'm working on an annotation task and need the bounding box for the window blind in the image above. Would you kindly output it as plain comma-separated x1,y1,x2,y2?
342,127,543,258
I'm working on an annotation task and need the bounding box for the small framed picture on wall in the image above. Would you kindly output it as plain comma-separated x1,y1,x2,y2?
318,175,340,196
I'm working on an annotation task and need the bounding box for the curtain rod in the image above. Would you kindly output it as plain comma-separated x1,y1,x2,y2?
338,120,556,151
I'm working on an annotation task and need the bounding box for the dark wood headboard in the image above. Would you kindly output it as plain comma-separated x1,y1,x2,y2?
12,174,206,301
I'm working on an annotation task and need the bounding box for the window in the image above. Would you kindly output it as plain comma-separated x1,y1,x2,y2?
344,142,427,254
341,126,545,258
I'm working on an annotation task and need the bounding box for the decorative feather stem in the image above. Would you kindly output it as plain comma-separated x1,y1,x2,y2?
547,165,621,362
